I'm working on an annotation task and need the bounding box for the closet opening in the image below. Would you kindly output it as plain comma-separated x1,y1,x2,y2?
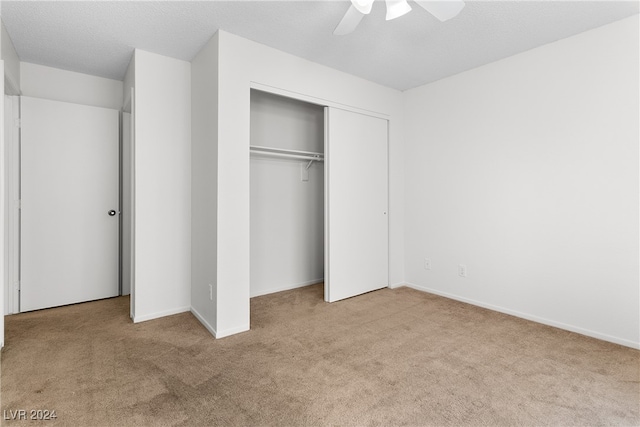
249,89,325,301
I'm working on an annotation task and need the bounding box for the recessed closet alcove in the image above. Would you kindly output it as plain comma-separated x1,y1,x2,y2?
249,90,325,298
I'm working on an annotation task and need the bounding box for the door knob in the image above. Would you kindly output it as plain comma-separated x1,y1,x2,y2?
108,210,117,216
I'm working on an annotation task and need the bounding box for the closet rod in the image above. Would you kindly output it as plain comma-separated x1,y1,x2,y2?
250,145,324,158
249,150,324,162
249,145,324,163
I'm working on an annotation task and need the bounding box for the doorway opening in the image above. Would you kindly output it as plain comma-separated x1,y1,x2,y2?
4,94,131,317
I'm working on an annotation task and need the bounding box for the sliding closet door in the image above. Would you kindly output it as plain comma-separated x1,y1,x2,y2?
325,107,388,303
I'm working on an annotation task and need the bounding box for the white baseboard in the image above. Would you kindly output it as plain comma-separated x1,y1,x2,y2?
250,278,324,298
215,324,250,339
132,305,190,323
191,307,250,339
190,306,217,338
403,282,640,350
388,282,405,289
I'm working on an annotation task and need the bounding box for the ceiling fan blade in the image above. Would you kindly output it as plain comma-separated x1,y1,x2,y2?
414,0,465,21
333,5,365,35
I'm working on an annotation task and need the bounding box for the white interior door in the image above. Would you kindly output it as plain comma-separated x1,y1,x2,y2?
20,96,119,312
325,107,388,302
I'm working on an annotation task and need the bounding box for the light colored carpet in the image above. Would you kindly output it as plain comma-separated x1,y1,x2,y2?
1,284,638,426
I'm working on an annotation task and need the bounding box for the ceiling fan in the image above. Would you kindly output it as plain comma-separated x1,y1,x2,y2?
334,0,466,35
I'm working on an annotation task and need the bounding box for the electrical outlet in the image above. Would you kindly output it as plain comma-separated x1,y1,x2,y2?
458,264,467,278
208,283,213,300
424,258,432,270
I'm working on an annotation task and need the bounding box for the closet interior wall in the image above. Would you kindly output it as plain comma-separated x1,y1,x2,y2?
250,90,324,297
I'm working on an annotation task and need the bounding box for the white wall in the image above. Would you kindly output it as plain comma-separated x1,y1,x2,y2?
211,30,404,337
250,90,325,297
133,49,191,322
21,62,122,110
1,22,19,94
403,16,639,348
191,33,219,336
123,54,134,110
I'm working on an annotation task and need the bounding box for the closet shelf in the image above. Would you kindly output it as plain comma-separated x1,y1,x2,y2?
250,145,324,169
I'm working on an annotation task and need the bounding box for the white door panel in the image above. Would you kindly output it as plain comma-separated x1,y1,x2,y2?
20,97,119,312
325,108,388,302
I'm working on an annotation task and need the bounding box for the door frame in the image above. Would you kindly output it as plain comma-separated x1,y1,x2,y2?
0,62,4,347
5,93,134,317
123,88,135,320
4,95,20,315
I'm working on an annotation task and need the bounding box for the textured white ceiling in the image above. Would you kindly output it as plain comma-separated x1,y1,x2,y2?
1,1,638,91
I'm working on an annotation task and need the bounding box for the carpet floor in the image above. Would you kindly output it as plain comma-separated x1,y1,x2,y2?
1,284,638,426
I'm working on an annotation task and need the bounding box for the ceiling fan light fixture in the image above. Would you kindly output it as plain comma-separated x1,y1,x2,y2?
385,0,412,21
351,0,374,14
414,0,466,22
